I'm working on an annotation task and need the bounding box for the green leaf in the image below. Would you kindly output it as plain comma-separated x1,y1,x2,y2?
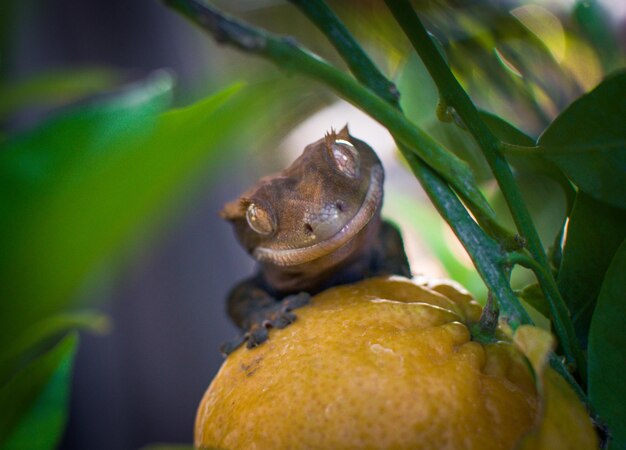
0,74,275,347
0,311,108,384
514,326,598,450
557,192,626,347
0,71,174,344
0,333,78,448
397,55,438,127
484,111,575,208
0,68,119,120
588,239,626,450
480,111,535,147
573,1,622,73
517,283,550,319
537,71,626,209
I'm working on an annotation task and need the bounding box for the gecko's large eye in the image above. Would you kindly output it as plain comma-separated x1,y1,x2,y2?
246,202,276,236
331,139,360,178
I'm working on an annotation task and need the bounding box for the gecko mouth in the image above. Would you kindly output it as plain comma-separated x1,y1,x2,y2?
253,165,383,267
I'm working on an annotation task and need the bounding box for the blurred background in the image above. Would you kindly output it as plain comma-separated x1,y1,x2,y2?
0,0,624,449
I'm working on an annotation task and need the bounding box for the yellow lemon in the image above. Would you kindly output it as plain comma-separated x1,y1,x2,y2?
195,276,539,449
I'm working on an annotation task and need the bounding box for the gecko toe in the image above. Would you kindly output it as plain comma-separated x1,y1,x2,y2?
221,292,311,353
272,310,297,329
220,334,246,356
246,325,269,348
283,292,311,310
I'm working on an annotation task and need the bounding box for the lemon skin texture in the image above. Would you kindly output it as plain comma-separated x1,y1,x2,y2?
195,276,538,450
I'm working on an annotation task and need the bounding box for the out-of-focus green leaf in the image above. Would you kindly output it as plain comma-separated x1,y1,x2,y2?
480,110,535,146
397,55,438,127
0,311,108,385
514,326,597,449
588,240,626,450
517,283,550,319
0,71,174,344
0,68,119,120
426,119,493,183
0,72,282,347
483,111,575,208
557,192,626,347
0,333,78,448
573,1,621,74
537,71,626,209
2,334,78,450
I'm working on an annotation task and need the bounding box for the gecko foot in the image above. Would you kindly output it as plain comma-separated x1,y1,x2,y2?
220,292,311,356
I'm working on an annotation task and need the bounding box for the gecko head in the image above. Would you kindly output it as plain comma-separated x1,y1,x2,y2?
221,125,384,267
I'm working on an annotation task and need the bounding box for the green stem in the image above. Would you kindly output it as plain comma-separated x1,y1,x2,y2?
164,0,495,230
385,0,585,377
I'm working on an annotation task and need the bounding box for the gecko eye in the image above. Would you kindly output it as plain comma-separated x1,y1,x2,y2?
331,139,360,178
246,202,276,236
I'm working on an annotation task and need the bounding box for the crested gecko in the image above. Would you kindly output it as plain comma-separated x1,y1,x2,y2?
220,126,410,353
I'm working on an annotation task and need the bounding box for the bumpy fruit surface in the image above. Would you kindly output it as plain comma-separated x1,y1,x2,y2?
196,277,539,449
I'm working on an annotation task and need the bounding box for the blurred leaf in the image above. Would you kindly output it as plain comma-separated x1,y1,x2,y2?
0,333,78,448
588,240,626,450
514,326,597,449
573,1,622,74
519,368,598,449
480,111,535,146
517,283,550,319
511,5,565,63
538,71,626,209
0,311,108,385
490,169,567,255
0,71,174,343
514,325,554,372
397,55,438,127
557,192,626,347
0,73,281,346
0,68,119,120
485,111,575,208
426,119,493,183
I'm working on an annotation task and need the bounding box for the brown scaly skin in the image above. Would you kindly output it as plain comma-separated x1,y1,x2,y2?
220,126,410,354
